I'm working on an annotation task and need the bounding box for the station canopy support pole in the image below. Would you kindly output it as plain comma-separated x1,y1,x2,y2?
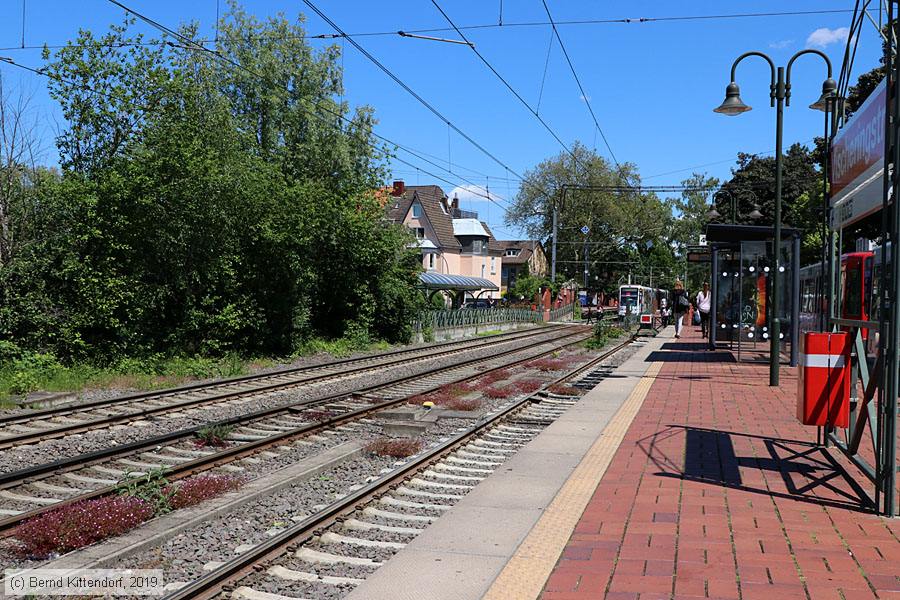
824,3,899,516
882,2,900,516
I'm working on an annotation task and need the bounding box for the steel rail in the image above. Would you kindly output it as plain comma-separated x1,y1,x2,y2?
0,327,572,449
0,327,591,536
0,326,551,425
163,335,634,600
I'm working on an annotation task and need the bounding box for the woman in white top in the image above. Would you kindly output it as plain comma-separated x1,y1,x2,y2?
696,282,712,339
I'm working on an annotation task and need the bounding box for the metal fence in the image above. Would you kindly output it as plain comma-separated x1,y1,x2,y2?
414,307,542,333
549,302,577,322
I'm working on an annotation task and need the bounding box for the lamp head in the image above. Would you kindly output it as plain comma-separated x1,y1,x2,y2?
714,82,751,115
748,204,763,220
707,207,722,220
809,77,838,112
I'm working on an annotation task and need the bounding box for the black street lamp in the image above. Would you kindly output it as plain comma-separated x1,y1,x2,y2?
714,49,835,386
706,189,764,223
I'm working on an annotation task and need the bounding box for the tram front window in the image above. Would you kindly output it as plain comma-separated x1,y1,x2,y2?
620,290,638,314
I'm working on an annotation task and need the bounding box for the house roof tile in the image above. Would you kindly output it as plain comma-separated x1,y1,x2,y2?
387,185,460,249
498,240,543,264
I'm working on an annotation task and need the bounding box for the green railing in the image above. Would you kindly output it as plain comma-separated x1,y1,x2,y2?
549,302,576,322
414,308,542,332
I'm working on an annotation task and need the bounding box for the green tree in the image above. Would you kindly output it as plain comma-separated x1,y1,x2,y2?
505,143,673,292
713,144,821,263
0,3,421,362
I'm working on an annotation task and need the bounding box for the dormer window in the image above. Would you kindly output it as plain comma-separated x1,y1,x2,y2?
505,249,521,257
411,202,422,218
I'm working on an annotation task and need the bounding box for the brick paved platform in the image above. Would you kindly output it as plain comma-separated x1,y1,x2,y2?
541,328,900,600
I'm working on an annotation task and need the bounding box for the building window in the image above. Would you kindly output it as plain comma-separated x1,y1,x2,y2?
411,202,422,218
481,264,486,278
410,227,425,239
491,257,496,274
428,253,435,270
472,239,483,254
505,249,520,257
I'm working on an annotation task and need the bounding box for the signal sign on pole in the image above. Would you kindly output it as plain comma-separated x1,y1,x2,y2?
580,225,590,235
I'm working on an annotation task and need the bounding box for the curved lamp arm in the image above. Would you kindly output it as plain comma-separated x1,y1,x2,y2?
731,51,776,106
785,49,833,106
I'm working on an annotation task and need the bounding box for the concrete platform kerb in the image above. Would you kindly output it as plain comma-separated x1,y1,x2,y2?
346,332,669,600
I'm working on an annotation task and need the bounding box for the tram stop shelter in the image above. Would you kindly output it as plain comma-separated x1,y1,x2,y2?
417,272,499,308
705,223,801,366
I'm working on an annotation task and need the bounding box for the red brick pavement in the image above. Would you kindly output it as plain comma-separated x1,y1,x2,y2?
541,328,900,600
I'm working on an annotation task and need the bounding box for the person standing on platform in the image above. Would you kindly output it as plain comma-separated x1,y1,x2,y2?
696,282,712,339
672,280,688,338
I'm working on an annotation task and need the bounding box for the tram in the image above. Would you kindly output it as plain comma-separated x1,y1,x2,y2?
799,248,877,349
618,285,655,323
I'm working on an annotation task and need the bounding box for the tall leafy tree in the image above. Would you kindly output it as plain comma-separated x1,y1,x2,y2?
505,143,673,292
0,4,421,361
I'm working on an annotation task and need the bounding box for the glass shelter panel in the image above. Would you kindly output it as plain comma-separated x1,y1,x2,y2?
710,236,797,364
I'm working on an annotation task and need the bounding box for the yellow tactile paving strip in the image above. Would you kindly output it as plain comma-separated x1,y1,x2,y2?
482,361,662,600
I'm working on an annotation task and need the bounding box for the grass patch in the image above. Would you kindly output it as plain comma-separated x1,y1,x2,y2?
293,337,391,358
476,329,503,337
0,336,396,404
365,437,425,457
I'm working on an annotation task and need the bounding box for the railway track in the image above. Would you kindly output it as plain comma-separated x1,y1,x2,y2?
161,335,634,600
0,326,592,535
0,326,571,450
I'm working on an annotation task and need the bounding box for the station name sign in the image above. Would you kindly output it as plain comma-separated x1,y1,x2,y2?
830,78,887,229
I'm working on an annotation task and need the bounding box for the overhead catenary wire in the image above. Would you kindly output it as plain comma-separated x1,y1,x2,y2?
102,0,523,213
299,0,543,199
0,8,858,53
429,0,598,180
540,0,621,174
297,0,564,211
2,8,510,215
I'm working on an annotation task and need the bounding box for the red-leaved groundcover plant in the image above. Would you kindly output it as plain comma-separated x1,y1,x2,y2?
14,473,245,558
15,496,153,558
365,437,425,457
167,474,244,510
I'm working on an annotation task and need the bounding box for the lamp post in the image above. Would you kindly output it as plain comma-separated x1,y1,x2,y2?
714,49,835,387
706,189,764,223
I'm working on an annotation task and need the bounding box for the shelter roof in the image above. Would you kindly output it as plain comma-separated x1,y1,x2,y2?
418,272,499,291
705,223,801,243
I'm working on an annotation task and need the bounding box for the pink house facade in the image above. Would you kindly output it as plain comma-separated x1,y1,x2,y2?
386,182,503,299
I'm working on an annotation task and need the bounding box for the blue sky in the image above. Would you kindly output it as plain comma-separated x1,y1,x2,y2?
0,1,882,240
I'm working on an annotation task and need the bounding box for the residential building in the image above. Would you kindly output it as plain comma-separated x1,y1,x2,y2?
385,182,503,299
498,240,549,296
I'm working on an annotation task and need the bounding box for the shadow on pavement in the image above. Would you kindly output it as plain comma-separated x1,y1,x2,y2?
645,350,736,363
636,425,875,513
